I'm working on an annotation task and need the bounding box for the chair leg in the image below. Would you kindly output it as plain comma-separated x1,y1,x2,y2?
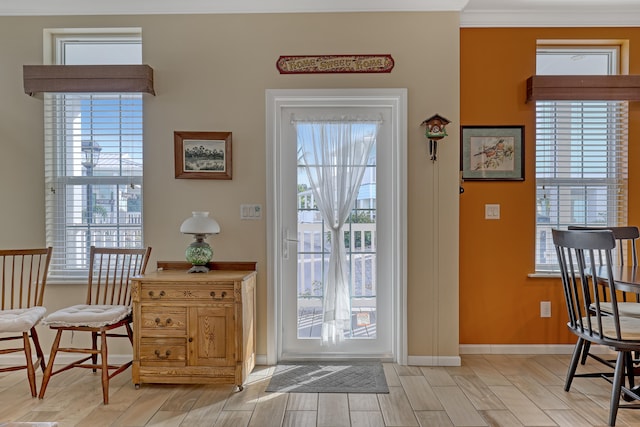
92,331,98,373
566,337,584,391
625,352,636,390
101,331,109,404
580,340,591,365
22,332,37,397
610,351,626,426
30,327,46,372
126,322,134,344
39,329,63,400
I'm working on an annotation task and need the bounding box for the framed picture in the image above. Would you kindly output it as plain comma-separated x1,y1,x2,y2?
174,131,232,180
460,125,524,181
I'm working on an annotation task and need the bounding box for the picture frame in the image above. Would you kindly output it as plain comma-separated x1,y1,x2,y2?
174,131,232,180
460,125,524,181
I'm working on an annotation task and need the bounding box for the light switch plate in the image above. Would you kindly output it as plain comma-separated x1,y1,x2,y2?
485,204,500,220
240,204,262,220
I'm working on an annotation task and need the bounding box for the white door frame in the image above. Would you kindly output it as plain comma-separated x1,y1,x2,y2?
265,88,408,365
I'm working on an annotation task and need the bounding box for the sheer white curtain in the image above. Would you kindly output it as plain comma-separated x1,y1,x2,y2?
295,119,379,344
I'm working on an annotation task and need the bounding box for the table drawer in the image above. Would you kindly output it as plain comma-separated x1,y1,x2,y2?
140,338,186,365
140,306,186,332
140,284,235,302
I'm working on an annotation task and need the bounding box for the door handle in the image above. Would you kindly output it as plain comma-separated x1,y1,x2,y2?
282,228,298,260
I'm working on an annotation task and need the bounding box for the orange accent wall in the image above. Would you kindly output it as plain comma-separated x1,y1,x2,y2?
460,27,640,344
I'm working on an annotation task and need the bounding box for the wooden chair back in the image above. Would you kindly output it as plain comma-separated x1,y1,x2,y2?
86,246,151,306
612,226,639,266
568,226,640,303
553,229,619,342
568,225,639,266
0,247,52,310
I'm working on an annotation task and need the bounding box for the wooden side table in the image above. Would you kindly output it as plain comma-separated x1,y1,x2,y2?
131,263,256,390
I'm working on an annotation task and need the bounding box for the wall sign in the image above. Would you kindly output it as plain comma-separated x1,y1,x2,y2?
276,54,394,74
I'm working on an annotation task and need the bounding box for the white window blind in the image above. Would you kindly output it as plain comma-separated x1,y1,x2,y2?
535,100,628,271
44,93,144,281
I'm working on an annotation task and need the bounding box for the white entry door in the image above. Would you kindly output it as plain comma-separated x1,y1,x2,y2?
266,89,407,362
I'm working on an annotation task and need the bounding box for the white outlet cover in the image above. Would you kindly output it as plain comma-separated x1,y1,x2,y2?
540,301,551,318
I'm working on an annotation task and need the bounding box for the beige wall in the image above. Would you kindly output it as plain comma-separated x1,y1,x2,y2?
0,12,460,361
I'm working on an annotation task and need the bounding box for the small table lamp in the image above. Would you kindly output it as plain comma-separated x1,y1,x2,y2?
180,211,220,273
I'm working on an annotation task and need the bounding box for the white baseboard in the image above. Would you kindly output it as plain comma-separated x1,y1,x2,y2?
407,355,462,366
459,344,615,355
405,344,616,366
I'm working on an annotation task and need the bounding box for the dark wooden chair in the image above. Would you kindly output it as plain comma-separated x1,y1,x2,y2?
38,246,151,404
568,226,638,267
568,226,640,368
553,228,640,425
0,247,52,397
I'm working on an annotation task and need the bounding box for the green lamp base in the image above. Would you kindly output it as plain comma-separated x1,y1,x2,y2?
185,239,213,273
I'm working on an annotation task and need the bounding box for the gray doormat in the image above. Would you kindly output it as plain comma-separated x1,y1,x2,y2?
265,361,389,393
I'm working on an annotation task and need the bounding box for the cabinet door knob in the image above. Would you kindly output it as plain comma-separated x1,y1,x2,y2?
154,349,171,359
188,337,193,342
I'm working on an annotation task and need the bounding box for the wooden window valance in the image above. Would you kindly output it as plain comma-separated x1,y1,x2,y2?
526,75,640,102
23,64,155,96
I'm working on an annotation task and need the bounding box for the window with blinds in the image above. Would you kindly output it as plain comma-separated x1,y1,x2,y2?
44,30,144,281
535,101,628,271
535,46,628,272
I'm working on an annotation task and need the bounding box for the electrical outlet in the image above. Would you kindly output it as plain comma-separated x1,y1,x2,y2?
540,301,551,318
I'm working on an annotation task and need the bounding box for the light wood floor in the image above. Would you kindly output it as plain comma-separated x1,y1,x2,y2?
3,354,640,426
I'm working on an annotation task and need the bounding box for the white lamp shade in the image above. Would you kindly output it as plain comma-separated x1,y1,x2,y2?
180,211,220,235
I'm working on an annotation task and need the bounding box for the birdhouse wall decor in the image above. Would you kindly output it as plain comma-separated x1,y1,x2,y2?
421,113,451,162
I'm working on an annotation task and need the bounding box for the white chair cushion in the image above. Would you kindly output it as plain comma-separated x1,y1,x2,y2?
43,304,131,328
0,306,46,333
599,302,640,318
583,315,640,341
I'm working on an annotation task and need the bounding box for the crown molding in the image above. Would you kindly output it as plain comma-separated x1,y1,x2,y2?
1,0,637,28
460,9,640,27
0,0,469,16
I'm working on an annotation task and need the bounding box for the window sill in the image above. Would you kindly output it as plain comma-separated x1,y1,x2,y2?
46,274,90,286
528,272,561,279
47,280,89,286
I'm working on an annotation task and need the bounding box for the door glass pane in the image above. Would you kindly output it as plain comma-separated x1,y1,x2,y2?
296,126,377,340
